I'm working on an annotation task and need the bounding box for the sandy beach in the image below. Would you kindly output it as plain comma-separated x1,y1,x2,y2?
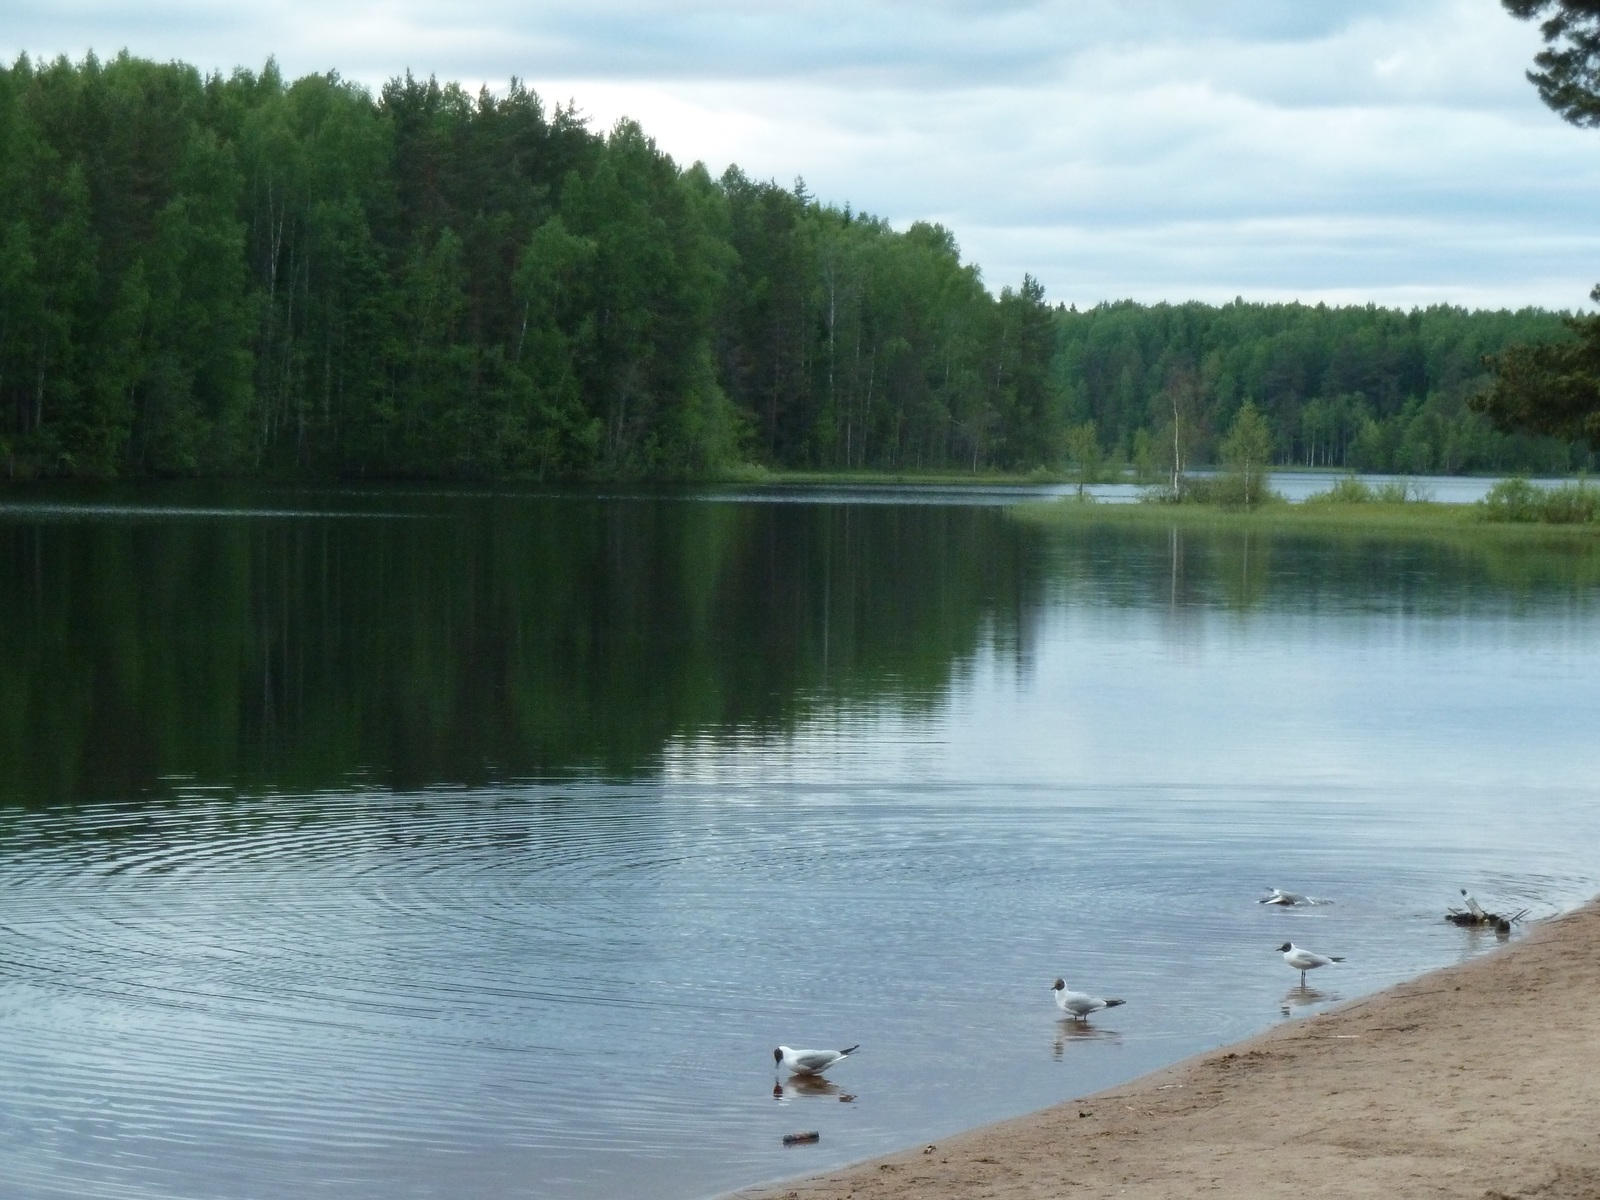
734,900,1600,1200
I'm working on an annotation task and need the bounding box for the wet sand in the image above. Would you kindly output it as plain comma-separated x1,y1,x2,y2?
733,900,1600,1200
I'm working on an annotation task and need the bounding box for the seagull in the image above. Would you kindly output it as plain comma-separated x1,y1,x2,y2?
1260,888,1333,906
773,1044,859,1076
1051,978,1126,1022
1278,942,1344,986
1260,888,1309,906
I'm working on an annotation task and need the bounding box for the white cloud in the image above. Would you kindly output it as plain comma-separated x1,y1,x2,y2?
4,0,1599,308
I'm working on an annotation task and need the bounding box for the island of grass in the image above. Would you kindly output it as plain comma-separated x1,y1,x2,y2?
1012,474,1600,539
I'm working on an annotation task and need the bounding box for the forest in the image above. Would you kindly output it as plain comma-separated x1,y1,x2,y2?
0,51,1584,481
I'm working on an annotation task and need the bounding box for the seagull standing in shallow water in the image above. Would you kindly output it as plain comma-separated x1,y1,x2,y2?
1051,979,1126,1022
1278,942,1344,986
773,1044,859,1076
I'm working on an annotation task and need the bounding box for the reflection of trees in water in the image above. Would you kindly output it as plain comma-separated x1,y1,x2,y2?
7,491,1594,807
1042,520,1600,618
0,491,1050,805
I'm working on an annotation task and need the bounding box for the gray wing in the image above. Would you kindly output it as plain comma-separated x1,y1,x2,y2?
791,1050,840,1072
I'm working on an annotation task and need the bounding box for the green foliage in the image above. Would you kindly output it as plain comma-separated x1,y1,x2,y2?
1474,296,1600,450
1372,479,1434,503
1139,472,1283,509
1303,476,1431,505
1304,474,1376,504
1477,476,1600,524
1130,427,1160,482
1503,1,1600,127
1183,473,1284,509
0,50,1588,482
1218,400,1273,509
1064,419,1101,495
1477,6,1600,452
1539,480,1600,522
1057,300,1579,480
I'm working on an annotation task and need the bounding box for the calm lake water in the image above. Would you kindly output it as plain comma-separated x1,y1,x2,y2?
2,483,1599,1200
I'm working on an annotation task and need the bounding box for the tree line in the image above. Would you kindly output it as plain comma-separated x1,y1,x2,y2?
1057,300,1582,478
0,51,1582,481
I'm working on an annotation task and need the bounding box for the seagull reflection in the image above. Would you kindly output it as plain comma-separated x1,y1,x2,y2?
1053,1018,1122,1059
772,1073,842,1100
1279,984,1337,1015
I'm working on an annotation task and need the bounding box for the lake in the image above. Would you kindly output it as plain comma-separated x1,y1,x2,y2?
2,483,1598,1200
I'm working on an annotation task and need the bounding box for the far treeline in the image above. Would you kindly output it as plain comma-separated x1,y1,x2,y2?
0,52,1586,482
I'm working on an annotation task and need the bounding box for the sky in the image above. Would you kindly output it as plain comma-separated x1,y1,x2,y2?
6,0,1599,311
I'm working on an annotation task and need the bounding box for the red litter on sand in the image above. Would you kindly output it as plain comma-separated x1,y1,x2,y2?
782,1131,821,1145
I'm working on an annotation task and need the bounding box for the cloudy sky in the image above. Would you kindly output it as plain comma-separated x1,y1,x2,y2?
7,0,1598,310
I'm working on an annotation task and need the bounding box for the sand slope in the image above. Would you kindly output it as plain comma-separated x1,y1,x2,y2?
735,901,1600,1200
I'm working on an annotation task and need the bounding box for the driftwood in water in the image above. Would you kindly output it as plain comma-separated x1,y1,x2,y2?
1446,889,1528,934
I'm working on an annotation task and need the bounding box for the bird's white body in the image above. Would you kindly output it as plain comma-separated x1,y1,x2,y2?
1260,888,1307,906
774,1044,858,1076
1278,941,1344,984
1051,978,1126,1021
1260,887,1332,906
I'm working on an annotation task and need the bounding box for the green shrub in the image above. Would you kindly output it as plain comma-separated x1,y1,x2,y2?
1477,477,1600,524
1139,474,1284,509
1478,477,1544,522
1537,481,1600,524
1304,475,1375,504
1373,479,1434,503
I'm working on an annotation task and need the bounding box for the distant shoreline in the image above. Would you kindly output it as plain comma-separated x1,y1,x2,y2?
732,466,1579,488
5,475,1600,538
730,898,1600,1200
1011,496,1600,537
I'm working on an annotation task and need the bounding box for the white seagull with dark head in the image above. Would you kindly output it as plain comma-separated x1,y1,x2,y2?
1051,978,1126,1022
773,1044,859,1076
1277,942,1344,986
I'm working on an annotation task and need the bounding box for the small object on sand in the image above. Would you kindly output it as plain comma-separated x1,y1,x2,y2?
782,1131,821,1145
923,1144,936,1154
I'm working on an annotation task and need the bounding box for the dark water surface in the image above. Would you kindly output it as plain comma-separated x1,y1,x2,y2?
2,485,1599,1200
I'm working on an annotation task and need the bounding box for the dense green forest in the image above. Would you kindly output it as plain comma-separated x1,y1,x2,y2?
0,51,1583,481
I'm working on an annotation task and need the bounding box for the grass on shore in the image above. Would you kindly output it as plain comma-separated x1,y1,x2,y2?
1010,495,1600,543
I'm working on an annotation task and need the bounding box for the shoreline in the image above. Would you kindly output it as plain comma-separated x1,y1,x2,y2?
730,899,1600,1199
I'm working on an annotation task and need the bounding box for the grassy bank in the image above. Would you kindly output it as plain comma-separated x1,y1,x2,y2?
1010,496,1600,542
